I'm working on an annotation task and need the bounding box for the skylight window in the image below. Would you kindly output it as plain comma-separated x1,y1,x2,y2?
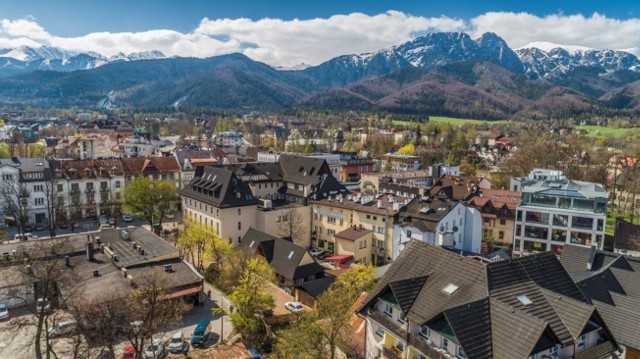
516,293,533,306
249,241,255,248
443,283,459,295
288,251,295,259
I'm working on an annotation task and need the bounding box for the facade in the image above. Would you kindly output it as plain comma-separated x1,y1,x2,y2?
54,159,125,219
511,169,608,256
338,153,375,183
311,193,409,265
175,150,219,186
466,188,521,245
392,196,482,260
380,153,421,172
361,240,619,359
121,156,181,188
0,158,51,226
212,131,244,148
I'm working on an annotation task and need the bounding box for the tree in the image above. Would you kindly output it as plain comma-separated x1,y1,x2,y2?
1,171,30,238
42,171,64,238
397,142,416,156
278,204,307,246
177,218,233,273
275,264,376,359
122,177,178,229
229,256,276,346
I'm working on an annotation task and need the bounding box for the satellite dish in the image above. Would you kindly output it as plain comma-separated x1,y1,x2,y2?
453,226,459,233
439,226,445,233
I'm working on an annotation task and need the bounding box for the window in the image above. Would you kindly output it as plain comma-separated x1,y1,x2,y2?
238,222,241,230
115,180,121,188
327,229,335,236
383,303,393,317
366,214,371,219
374,327,385,337
456,346,466,359
57,184,63,192
443,283,459,295
499,218,506,225
577,334,586,347
377,227,385,234
406,230,412,237
549,345,559,358
398,312,407,324
419,325,430,339
328,217,336,224
442,338,449,352
238,208,242,216
498,231,504,240
516,293,533,306
2,174,12,181
33,185,43,192
34,198,44,205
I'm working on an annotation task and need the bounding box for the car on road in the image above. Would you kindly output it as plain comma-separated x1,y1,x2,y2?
48,321,77,337
144,338,165,359
190,319,211,348
168,331,185,354
0,302,9,320
121,346,135,359
122,214,133,223
14,233,37,241
36,298,51,314
108,217,115,225
309,248,324,257
284,301,304,313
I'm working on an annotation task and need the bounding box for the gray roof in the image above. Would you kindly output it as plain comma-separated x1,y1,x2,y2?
560,244,640,349
361,240,619,359
98,228,179,268
296,276,335,298
239,228,325,281
0,157,49,173
398,196,459,233
179,166,258,208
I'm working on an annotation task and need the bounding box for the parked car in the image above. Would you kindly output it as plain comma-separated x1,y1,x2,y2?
309,248,324,257
108,217,115,225
36,298,51,314
99,224,112,231
144,338,165,359
14,233,37,241
168,331,185,354
284,301,304,313
120,346,135,359
98,215,107,225
165,212,175,219
57,222,69,229
122,214,132,223
190,319,211,348
48,321,77,337
0,302,8,320
35,224,45,231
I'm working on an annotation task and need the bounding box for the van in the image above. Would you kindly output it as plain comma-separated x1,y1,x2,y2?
190,319,211,348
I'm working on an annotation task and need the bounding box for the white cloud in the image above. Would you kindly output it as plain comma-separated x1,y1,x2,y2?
3,11,640,67
469,12,640,50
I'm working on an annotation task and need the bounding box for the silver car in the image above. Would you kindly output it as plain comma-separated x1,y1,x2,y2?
144,338,165,359
0,303,8,320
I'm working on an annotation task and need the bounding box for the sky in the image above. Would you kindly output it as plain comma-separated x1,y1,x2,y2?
1,1,640,67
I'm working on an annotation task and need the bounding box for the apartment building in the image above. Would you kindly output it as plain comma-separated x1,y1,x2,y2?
361,240,619,359
510,169,608,256
175,149,219,185
311,193,409,265
380,153,421,172
466,188,521,245
54,159,125,219
0,158,50,226
121,156,181,188
392,196,482,260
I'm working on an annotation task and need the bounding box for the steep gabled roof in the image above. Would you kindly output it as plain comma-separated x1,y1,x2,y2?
490,298,551,359
443,298,493,359
179,166,257,208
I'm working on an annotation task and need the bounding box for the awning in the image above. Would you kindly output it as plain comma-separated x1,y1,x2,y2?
324,255,354,263
164,285,203,299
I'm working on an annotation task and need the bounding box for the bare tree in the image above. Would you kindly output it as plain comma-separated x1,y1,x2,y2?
278,204,307,245
43,171,64,238
1,171,30,238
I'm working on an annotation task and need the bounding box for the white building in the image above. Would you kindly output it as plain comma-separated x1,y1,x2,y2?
511,169,608,256
212,131,244,148
391,196,482,260
0,158,50,226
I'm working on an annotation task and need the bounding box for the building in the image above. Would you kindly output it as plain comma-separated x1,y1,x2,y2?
112,132,173,157
466,188,521,246
337,152,375,183
54,159,125,219
121,156,181,188
560,244,640,359
238,228,325,291
256,152,342,179
180,166,258,244
360,240,619,359
0,158,51,226
511,169,608,256
392,196,482,260
311,193,409,265
175,149,219,185
212,131,244,148
380,153,421,172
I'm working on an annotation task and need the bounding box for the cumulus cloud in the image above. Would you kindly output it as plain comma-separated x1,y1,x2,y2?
3,11,640,67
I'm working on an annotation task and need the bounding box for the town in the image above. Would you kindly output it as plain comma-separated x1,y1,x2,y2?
0,110,637,359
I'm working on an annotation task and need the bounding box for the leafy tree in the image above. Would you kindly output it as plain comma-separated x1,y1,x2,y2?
229,256,276,345
397,142,416,156
177,218,233,273
0,142,9,158
122,177,178,229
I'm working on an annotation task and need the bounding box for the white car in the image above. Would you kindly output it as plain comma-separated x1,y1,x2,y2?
144,338,165,359
48,321,77,337
284,301,304,313
165,212,175,219
0,303,8,320
309,248,324,257
168,331,186,354
122,214,133,223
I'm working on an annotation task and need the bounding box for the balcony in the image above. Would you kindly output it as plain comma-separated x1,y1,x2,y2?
574,341,615,359
100,187,110,192
382,346,402,359
85,188,95,193
409,334,449,359
369,310,407,339
70,189,81,195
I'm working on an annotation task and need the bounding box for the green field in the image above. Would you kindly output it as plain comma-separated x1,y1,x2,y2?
577,125,640,138
392,116,507,126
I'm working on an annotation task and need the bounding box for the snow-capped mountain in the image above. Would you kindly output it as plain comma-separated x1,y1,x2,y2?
516,43,640,79
0,45,166,77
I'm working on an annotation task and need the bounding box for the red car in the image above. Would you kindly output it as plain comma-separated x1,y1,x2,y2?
121,346,135,359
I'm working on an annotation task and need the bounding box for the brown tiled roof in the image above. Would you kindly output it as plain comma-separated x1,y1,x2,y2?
121,157,179,176
335,227,371,241
56,159,124,179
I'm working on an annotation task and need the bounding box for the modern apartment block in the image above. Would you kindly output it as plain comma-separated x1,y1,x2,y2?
510,169,607,256
360,240,619,359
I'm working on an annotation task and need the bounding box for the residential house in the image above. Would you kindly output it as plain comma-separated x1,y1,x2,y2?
560,244,640,359
392,196,482,260
511,169,608,257
380,153,421,172
0,158,50,226
54,159,125,219
175,149,219,185
238,228,325,292
360,240,619,359
121,156,181,188
466,188,521,246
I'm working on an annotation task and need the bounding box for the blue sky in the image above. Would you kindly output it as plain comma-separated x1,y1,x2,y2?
1,1,640,66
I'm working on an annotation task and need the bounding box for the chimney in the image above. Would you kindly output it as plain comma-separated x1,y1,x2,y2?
86,236,94,261
163,264,173,273
586,246,597,270
122,268,128,278
64,255,70,267
93,269,100,277
377,200,382,208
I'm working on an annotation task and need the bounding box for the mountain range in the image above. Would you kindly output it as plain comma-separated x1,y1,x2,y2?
2,33,640,118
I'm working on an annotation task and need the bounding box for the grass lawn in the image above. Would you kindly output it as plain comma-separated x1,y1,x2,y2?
392,116,507,126
577,125,640,139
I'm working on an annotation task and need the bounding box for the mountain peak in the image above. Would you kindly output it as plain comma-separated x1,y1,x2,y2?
518,41,593,55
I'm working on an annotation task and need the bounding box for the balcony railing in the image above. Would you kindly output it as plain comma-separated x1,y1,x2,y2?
409,334,449,359
382,346,402,359
369,310,407,339
574,340,615,359
85,188,95,193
